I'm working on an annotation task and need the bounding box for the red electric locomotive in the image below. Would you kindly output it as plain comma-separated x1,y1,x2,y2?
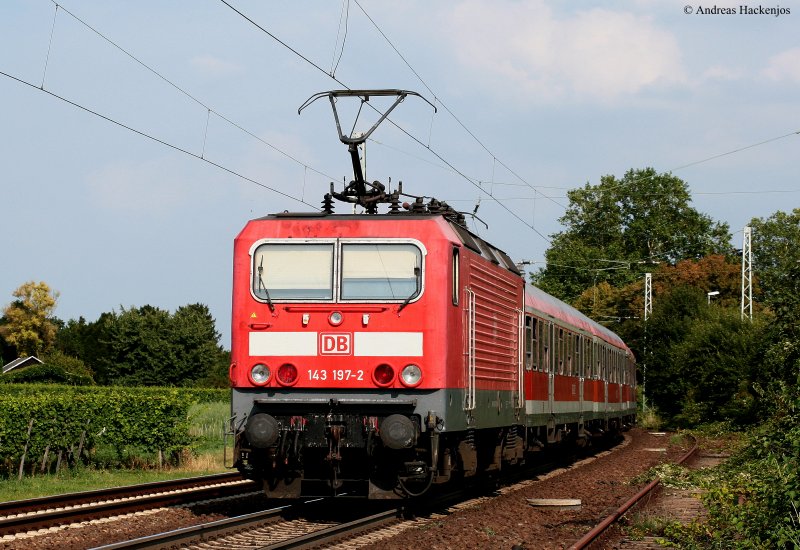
228,91,636,498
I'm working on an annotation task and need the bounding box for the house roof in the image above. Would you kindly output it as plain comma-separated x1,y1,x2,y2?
2,356,43,374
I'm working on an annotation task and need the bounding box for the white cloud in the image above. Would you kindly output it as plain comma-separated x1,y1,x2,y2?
763,48,800,84
190,55,243,77
701,65,745,82
442,1,686,103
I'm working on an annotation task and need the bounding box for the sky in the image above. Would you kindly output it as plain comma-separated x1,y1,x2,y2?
1,0,798,348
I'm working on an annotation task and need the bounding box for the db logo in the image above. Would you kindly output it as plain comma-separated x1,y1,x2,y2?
320,333,352,355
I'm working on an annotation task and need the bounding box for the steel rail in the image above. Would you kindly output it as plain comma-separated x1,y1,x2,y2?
91,505,293,549
91,505,398,550
0,472,255,536
568,434,699,550
0,472,243,516
262,509,400,549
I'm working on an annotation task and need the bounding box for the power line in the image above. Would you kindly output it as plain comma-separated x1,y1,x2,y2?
0,68,316,208
347,2,799,237
53,0,339,184
569,129,800,199
671,130,800,172
22,2,798,246
445,188,800,203
218,0,552,243
329,0,350,77
351,0,563,210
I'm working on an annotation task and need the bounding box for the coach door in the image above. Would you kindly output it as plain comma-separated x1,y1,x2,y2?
577,334,585,420
603,347,609,417
547,321,555,415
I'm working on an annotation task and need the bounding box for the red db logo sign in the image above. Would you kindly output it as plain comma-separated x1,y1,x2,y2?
320,333,352,355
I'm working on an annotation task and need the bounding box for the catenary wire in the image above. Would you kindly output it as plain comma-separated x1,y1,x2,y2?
0,69,317,208
52,0,338,184
217,0,552,243
25,2,798,251
351,0,565,210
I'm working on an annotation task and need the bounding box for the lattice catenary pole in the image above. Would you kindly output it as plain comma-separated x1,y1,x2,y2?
741,226,753,321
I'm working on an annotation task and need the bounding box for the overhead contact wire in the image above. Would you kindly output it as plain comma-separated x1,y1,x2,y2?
53,0,337,183
352,0,562,209
0,69,315,208
218,0,551,242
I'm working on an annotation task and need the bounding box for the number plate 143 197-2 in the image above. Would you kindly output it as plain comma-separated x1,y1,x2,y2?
307,369,365,382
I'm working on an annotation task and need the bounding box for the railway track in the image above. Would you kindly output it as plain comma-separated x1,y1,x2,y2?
0,472,258,537
94,504,401,550
568,434,700,549
83,436,627,549
4,433,652,549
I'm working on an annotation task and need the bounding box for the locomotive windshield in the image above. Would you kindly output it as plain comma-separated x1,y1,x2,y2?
341,243,420,300
252,243,334,300
251,241,422,303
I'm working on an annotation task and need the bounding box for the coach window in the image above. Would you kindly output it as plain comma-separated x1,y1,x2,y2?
542,323,550,374
252,243,334,300
452,247,460,306
557,329,565,375
611,349,619,384
601,347,607,382
566,331,573,376
596,344,602,380
611,351,616,383
524,316,533,370
341,243,422,300
584,338,591,378
532,318,540,371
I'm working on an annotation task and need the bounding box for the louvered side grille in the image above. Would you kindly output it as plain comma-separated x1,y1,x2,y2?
468,260,522,384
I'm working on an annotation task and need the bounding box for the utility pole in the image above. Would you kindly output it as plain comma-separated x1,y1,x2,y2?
741,226,753,321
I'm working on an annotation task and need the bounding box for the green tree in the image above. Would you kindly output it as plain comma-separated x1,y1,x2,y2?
755,258,800,394
749,208,800,310
0,281,60,356
532,168,733,303
171,303,229,387
56,313,116,383
95,303,227,387
643,285,763,426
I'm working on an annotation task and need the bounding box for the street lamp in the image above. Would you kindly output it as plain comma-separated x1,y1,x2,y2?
707,290,720,304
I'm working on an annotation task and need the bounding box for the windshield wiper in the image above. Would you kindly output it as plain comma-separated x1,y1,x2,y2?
257,257,275,312
397,266,421,314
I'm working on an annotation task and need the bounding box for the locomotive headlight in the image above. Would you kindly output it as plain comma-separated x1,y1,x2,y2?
400,364,422,387
329,311,343,326
249,363,271,386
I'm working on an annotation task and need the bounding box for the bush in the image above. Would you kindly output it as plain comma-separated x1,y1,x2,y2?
666,384,800,548
0,364,93,386
0,384,227,476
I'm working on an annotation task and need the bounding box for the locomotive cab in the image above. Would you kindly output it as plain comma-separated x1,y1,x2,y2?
229,213,466,498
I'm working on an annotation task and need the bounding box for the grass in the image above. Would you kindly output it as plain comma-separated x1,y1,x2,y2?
637,405,663,431
0,400,231,503
188,400,231,454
